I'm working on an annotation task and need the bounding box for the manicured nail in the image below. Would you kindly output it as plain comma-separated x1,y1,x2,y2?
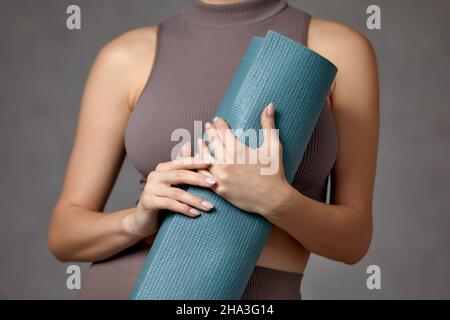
205,122,211,129
201,201,214,209
267,103,275,117
213,117,219,122
189,208,200,216
204,177,216,185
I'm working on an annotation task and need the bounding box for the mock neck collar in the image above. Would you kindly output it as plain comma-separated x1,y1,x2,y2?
183,0,288,28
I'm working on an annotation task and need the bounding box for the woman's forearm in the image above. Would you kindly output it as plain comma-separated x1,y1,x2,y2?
266,184,372,265
48,204,156,262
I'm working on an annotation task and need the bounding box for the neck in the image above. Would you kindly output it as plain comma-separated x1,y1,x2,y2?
201,0,247,4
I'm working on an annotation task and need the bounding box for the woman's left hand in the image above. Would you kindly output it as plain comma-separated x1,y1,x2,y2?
197,103,291,218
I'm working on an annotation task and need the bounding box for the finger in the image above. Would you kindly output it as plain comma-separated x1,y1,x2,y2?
212,116,230,142
213,117,241,157
260,103,280,156
198,168,213,178
155,157,210,172
160,169,216,187
196,138,216,177
197,138,215,164
158,186,214,212
205,122,226,162
261,102,276,132
177,142,192,159
155,196,201,218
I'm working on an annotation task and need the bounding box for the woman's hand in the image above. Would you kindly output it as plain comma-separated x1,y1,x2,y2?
198,103,291,217
127,144,217,237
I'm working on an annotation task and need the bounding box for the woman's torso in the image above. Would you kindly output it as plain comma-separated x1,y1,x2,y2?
125,0,337,273
79,0,338,299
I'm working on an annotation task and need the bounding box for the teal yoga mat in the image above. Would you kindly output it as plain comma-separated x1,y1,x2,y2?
131,31,337,300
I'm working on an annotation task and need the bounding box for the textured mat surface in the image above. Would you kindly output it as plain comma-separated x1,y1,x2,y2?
130,31,337,300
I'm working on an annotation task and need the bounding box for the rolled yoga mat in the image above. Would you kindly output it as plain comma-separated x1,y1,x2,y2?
131,31,337,300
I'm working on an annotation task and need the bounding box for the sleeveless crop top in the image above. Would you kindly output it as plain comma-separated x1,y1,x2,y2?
125,0,337,202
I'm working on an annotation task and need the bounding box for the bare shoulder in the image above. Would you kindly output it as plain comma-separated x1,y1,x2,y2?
91,26,158,108
98,26,157,65
308,19,378,95
308,19,376,71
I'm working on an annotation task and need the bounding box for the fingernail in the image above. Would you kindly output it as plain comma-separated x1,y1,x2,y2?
204,177,216,185
205,122,211,129
201,201,214,209
267,103,275,117
189,208,200,216
213,117,219,122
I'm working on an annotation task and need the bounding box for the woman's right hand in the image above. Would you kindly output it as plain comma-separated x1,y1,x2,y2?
127,144,217,238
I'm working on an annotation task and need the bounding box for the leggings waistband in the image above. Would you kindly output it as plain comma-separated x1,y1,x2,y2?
241,266,303,300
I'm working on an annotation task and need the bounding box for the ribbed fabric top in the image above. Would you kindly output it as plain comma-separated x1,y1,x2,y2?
125,0,337,202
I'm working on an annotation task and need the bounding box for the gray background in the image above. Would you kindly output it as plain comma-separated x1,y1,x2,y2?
1,0,449,299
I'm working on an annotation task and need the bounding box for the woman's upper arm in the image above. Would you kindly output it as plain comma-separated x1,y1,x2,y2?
309,19,379,217
56,26,157,212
